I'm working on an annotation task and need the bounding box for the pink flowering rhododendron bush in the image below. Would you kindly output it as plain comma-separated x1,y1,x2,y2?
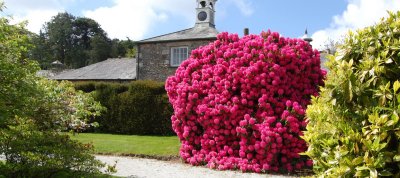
165,31,325,173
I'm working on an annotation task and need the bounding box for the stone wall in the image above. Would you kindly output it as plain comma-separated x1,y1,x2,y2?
137,39,215,81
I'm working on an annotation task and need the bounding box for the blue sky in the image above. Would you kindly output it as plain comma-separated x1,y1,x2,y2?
3,0,400,49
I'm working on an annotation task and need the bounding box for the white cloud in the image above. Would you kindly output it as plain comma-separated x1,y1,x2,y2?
12,10,60,33
83,0,195,40
3,0,254,40
3,0,66,33
217,0,254,16
230,0,253,16
4,0,62,12
311,0,400,50
84,0,255,40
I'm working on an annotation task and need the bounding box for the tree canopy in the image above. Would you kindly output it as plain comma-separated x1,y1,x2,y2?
30,12,136,69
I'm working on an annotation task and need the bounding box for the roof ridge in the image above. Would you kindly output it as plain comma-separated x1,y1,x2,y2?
139,27,194,42
138,26,218,43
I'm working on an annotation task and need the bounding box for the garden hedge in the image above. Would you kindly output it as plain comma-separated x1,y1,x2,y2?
74,80,174,135
304,11,400,177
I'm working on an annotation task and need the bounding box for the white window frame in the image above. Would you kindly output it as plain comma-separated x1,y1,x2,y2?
170,46,189,67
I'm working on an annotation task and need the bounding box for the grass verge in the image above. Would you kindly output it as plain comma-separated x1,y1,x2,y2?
69,133,180,157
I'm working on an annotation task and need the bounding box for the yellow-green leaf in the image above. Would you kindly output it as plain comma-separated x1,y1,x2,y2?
394,81,400,93
370,169,378,178
394,155,400,162
352,157,364,165
379,170,393,176
385,58,393,64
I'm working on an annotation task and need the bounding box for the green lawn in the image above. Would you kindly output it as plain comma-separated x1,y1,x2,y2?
69,133,180,156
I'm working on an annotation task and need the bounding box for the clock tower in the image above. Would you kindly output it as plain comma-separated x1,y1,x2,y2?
195,0,217,28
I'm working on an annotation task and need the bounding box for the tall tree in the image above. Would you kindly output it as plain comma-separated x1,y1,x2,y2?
73,17,106,49
110,39,124,58
110,38,137,58
88,34,111,64
40,12,112,69
74,17,112,65
120,38,136,57
29,30,52,69
44,12,75,67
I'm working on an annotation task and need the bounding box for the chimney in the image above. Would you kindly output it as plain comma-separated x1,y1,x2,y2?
244,28,249,36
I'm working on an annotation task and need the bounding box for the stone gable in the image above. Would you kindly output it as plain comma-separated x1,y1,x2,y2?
137,39,215,81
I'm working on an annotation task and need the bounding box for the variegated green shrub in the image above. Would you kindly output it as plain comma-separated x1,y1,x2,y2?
304,11,400,177
0,2,106,177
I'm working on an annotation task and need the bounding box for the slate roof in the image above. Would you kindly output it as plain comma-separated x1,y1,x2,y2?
138,26,218,43
37,70,57,78
52,58,136,80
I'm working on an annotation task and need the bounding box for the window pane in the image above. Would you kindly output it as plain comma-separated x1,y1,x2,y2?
171,47,189,66
183,48,188,59
172,49,177,65
174,52,178,65
176,50,180,65
180,52,183,61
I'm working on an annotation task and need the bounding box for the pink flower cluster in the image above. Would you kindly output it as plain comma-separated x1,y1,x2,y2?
165,31,325,173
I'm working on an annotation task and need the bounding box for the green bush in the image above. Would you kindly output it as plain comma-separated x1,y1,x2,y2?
74,81,97,92
75,80,174,135
0,122,103,177
0,3,106,177
304,11,400,177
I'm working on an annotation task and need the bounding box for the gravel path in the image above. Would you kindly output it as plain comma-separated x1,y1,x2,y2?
96,155,297,178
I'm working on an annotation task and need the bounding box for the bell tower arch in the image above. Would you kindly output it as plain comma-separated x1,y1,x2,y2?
195,0,217,28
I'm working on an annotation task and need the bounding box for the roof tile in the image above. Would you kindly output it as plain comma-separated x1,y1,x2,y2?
52,58,136,80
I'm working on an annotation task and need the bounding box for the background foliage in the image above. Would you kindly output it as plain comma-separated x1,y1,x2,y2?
74,80,174,136
304,11,400,177
29,12,137,69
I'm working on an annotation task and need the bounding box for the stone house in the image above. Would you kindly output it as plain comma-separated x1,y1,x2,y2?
136,0,219,81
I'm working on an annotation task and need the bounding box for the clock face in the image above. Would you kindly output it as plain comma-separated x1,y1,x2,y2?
198,11,207,21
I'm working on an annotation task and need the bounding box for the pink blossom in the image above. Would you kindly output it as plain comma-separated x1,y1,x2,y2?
165,31,325,173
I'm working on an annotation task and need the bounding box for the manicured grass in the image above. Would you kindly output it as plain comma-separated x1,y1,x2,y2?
69,133,180,156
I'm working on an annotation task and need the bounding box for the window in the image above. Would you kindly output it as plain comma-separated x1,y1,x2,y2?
200,1,206,8
170,47,188,67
